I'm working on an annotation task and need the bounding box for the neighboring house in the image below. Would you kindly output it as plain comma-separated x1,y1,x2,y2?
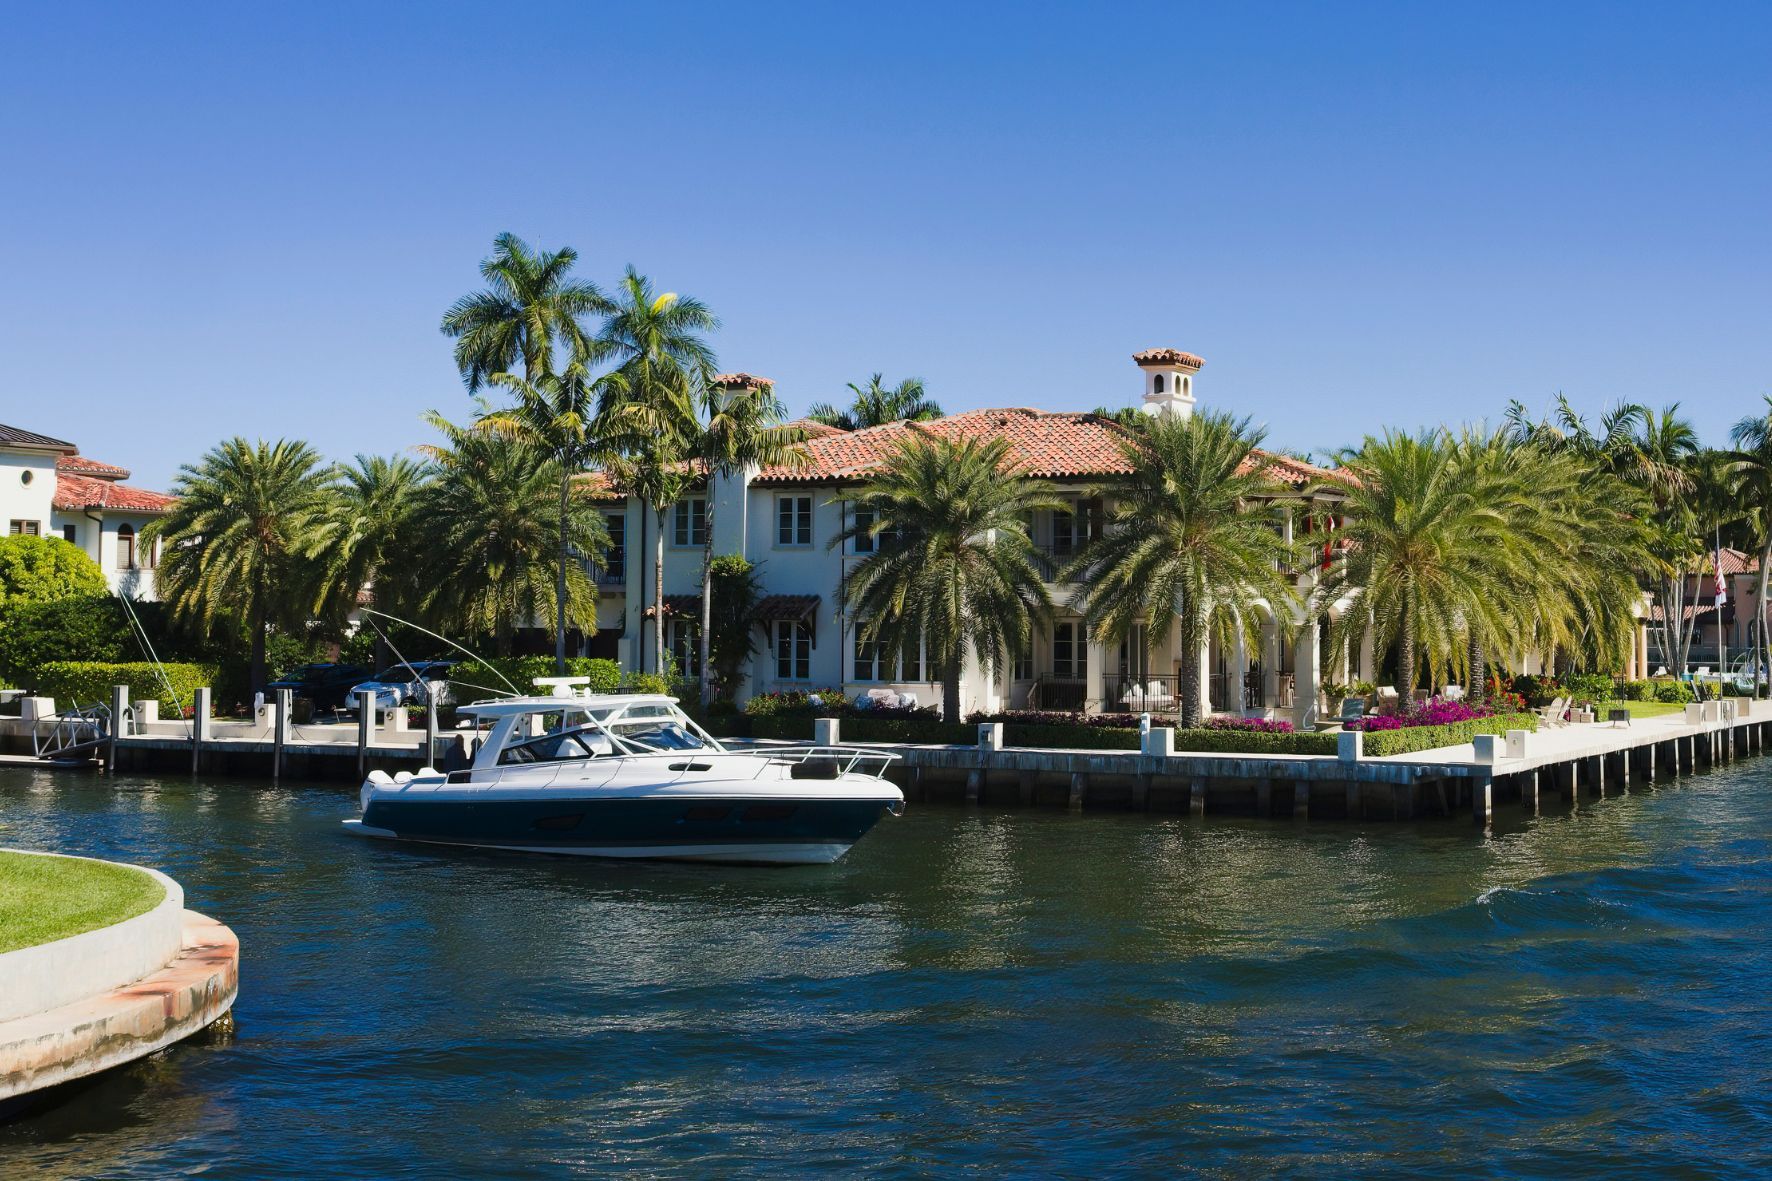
585,348,1371,725
0,423,175,599
1647,547,1767,673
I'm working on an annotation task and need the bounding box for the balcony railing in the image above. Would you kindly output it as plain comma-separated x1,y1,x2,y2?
592,547,626,587
1032,543,1086,582
1105,673,1182,713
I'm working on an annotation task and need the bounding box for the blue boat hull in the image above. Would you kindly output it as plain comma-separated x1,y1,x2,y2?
353,794,897,864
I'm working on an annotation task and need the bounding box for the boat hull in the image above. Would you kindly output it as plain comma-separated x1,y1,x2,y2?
349,792,899,865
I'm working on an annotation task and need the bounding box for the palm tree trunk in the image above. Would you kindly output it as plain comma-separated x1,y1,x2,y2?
1179,622,1203,729
1467,630,1485,702
942,653,963,725
250,588,268,704
653,507,668,677
1399,616,1417,701
699,505,715,709
555,471,570,676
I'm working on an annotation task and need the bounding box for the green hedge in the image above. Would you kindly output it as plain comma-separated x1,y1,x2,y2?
1170,729,1339,755
1003,723,1141,750
449,657,623,700
32,661,219,715
1361,712,1538,758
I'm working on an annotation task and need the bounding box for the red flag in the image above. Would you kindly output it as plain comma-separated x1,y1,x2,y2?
1714,551,1729,607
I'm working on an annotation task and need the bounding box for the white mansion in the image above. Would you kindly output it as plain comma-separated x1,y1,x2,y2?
584,348,1383,725
0,423,174,600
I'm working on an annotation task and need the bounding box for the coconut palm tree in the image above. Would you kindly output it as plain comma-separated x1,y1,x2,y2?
415,411,606,655
440,233,611,391
1729,396,1772,690
835,434,1058,723
145,438,336,695
1062,411,1304,727
593,269,718,675
693,377,808,704
480,361,613,674
807,374,942,430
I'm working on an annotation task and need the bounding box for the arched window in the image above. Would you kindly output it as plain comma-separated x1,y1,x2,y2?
1152,374,1165,394
1182,376,1190,395
117,524,136,570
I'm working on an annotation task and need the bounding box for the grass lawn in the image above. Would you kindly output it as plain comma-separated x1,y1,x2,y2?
1595,699,1689,719
0,850,165,954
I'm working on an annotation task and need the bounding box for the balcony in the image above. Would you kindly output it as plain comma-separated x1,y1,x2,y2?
592,547,626,589
1032,543,1086,582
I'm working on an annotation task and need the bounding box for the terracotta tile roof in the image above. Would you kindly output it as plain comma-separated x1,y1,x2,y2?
0,423,76,452
752,407,1345,489
753,594,820,621
56,455,131,479
52,472,175,513
713,372,774,390
1132,348,1205,370
1648,601,1734,626
1714,547,1761,577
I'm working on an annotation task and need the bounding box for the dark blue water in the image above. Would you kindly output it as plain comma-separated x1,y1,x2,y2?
2,763,1770,1178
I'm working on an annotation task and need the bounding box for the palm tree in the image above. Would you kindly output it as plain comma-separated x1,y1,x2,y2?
145,438,336,695
1729,396,1772,690
480,362,613,674
835,434,1057,724
807,374,942,430
319,453,430,635
593,269,718,675
440,233,611,391
693,376,807,705
1315,430,1530,700
415,411,606,655
1062,412,1304,728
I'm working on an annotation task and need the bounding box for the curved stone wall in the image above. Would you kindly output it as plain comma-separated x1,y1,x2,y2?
0,851,186,1024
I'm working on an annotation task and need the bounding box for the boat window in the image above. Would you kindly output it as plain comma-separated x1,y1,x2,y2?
497,726,613,765
607,720,705,751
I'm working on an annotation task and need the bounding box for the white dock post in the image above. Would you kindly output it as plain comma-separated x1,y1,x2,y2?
425,694,440,765
1472,773,1493,823
1068,771,1087,810
273,688,293,781
1190,776,1207,817
192,687,212,774
357,689,375,779
107,683,128,773
1522,768,1539,812
814,717,841,745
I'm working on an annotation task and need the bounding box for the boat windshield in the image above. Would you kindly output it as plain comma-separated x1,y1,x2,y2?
490,700,714,764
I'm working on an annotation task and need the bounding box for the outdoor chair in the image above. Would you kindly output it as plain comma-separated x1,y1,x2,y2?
1444,685,1465,701
1535,695,1569,727
1143,680,1175,710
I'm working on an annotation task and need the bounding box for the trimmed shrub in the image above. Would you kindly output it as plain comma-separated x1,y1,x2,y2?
450,657,623,699
32,661,219,715
1361,712,1538,758
1617,679,1654,702
1563,672,1615,707
1654,680,1695,704
1004,723,1141,750
1171,728,1340,756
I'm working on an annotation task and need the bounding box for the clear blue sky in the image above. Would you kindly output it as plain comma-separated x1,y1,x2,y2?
3,2,1767,488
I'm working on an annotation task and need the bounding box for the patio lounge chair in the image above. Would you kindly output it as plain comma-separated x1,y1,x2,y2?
1535,695,1569,727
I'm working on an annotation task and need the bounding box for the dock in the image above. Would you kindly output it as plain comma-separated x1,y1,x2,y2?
1,687,1763,823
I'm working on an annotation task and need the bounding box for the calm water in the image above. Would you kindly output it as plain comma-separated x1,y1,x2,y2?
2,764,1770,1179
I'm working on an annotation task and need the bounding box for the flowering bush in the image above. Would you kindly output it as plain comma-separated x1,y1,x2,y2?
1351,694,1492,731
969,710,1147,730
1203,715,1295,734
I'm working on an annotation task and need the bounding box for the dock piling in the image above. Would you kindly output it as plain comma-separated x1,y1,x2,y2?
107,683,127,773
192,687,211,774
356,689,375,779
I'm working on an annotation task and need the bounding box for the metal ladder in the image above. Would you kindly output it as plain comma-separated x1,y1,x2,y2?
33,701,124,762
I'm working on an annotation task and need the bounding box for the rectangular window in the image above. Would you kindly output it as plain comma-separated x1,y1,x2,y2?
669,618,701,677
61,523,77,544
775,621,812,680
9,520,39,536
672,497,707,547
777,495,812,546
853,631,884,681
1012,650,1033,681
601,512,626,580
852,505,875,554
899,636,924,683
1053,622,1085,680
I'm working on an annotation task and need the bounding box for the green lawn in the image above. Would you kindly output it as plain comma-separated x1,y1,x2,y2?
0,850,165,954
1594,699,1689,719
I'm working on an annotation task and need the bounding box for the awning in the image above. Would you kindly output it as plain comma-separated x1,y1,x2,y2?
752,594,821,643
640,594,702,619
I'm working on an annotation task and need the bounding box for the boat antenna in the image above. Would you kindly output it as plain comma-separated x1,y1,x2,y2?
358,607,521,696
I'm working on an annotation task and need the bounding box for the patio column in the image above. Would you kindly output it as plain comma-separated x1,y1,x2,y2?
1085,637,1109,714
1358,630,1376,684
1262,618,1280,705
1192,636,1212,721
1229,628,1247,716
1294,619,1320,729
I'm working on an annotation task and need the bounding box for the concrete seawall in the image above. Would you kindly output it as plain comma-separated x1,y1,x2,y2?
0,854,237,1109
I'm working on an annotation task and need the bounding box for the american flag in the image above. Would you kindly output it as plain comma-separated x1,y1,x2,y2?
1714,550,1729,607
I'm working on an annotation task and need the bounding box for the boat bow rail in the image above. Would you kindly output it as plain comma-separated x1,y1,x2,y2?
754,745,900,782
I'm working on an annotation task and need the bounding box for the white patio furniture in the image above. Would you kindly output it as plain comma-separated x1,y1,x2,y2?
1443,685,1465,701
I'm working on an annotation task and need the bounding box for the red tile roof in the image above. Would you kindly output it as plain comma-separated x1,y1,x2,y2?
56,455,131,479
1714,547,1761,577
0,423,76,452
752,407,1344,489
52,472,175,513
1132,348,1205,370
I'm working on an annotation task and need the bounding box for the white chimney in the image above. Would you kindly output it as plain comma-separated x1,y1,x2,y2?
1132,347,1204,418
